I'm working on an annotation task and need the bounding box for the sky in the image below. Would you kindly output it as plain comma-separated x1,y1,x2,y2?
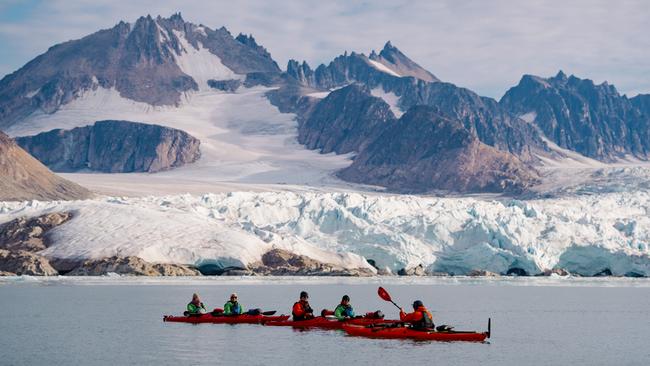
0,0,648,99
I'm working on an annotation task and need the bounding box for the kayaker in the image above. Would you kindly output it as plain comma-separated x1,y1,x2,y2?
334,295,355,321
186,293,207,315
223,293,244,316
400,300,434,329
292,291,314,321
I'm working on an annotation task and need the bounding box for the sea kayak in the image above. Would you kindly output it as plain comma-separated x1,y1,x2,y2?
342,321,491,342
163,314,289,324
264,316,400,329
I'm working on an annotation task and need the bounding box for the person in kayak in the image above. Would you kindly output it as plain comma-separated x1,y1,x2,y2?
292,291,314,321
186,293,207,315
223,293,244,316
334,295,355,321
400,300,434,330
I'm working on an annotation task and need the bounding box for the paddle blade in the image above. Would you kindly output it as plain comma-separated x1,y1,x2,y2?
377,287,392,302
262,310,277,316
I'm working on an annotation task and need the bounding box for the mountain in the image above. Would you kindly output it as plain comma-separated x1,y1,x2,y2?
284,44,546,158
0,13,280,130
285,41,439,90
16,120,201,173
298,84,396,154
0,131,91,201
339,106,539,193
500,71,650,161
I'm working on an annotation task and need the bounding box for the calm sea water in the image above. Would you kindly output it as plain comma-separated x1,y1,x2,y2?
0,277,649,366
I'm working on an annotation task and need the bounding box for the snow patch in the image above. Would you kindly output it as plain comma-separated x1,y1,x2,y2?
519,112,537,123
366,58,401,78
25,88,40,98
171,29,241,91
371,87,403,117
195,25,207,37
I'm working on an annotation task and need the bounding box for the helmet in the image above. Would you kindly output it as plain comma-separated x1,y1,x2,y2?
412,300,423,309
300,291,309,299
342,295,350,302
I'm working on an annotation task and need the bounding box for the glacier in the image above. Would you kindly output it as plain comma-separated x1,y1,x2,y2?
1,191,649,276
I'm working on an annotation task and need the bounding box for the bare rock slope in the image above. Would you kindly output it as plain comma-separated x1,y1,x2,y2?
0,131,91,201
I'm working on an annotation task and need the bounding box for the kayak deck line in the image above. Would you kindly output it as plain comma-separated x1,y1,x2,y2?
263,316,400,329
163,314,289,324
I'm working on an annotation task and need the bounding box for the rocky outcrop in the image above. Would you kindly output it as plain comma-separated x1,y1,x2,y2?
0,212,72,252
397,264,426,276
500,71,650,161
249,249,374,276
0,13,280,129
66,256,200,276
299,84,395,154
0,131,91,201
339,106,539,193
207,79,241,92
0,249,58,276
16,120,200,173
468,269,499,277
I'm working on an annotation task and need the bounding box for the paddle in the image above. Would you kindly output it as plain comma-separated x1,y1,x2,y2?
377,287,401,310
262,310,277,316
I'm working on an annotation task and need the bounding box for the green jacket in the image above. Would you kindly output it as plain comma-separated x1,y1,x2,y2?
223,301,244,315
187,302,206,314
334,304,355,320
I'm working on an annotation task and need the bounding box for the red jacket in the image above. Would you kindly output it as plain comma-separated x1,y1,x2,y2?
400,306,433,327
292,300,313,319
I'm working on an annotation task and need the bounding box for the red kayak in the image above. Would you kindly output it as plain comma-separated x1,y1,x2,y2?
163,314,289,324
264,316,400,329
342,320,491,342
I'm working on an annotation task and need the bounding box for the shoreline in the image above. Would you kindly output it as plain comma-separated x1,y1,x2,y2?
2,274,649,287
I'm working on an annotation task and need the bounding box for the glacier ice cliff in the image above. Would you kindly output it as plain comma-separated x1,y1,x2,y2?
1,191,649,276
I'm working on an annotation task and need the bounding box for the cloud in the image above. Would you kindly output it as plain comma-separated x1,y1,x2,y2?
1,0,648,98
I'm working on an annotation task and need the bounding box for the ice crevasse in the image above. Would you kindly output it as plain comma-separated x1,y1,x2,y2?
1,191,649,276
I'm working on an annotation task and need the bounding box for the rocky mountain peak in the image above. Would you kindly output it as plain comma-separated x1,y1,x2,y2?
554,70,568,81
374,41,438,82
501,72,650,161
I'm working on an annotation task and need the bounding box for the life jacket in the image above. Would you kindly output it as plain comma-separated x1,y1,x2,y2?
226,301,242,315
335,304,354,319
292,300,313,320
411,306,434,329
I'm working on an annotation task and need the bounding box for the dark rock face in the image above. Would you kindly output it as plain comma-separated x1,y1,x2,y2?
339,106,539,193
299,84,396,154
16,120,200,173
207,79,241,92
500,71,650,161
0,131,91,201
66,256,200,276
0,212,72,252
0,13,280,129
